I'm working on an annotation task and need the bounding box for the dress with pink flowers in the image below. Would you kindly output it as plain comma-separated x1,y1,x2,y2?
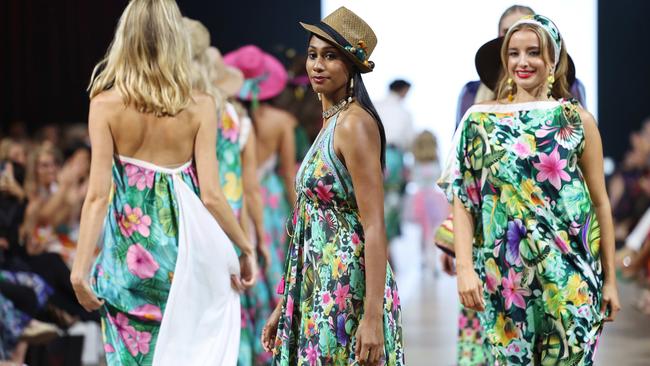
439,99,604,365
273,112,404,365
91,156,240,366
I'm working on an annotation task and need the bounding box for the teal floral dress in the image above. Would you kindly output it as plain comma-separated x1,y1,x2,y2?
439,100,604,365
218,104,252,365
259,155,291,301
383,146,406,241
273,112,405,366
91,157,197,365
92,154,241,365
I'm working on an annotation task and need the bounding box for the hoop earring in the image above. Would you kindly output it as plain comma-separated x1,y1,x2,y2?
547,72,555,99
348,77,354,103
506,78,514,102
317,93,322,101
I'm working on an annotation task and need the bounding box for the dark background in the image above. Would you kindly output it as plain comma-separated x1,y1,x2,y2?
2,0,648,161
1,0,319,132
597,0,650,160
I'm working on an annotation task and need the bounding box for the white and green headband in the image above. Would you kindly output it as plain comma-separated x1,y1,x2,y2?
507,14,563,67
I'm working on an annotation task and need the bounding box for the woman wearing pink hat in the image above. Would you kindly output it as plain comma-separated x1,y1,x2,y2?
224,44,297,365
261,7,405,366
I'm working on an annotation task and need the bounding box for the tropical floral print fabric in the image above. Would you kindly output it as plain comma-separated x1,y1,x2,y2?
259,161,291,300
91,157,198,365
384,146,406,241
439,100,604,365
219,104,244,218
273,113,405,366
457,307,492,366
255,158,292,365
217,105,256,366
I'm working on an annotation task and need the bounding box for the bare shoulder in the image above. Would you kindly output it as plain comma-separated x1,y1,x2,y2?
337,104,379,142
89,89,123,112
187,91,217,122
265,105,298,128
190,91,216,111
577,106,597,128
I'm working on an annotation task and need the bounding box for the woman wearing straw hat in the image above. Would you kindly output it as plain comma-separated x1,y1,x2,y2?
70,1,257,365
439,14,620,365
261,7,404,366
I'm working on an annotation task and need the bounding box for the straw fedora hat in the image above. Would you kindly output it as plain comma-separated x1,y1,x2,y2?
206,46,244,98
475,36,576,92
300,6,377,73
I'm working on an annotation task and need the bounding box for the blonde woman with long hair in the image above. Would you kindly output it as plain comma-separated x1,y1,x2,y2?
70,1,257,365
440,14,619,365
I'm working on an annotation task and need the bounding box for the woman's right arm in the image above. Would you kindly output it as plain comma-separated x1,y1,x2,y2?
194,97,255,259
70,97,114,310
453,196,484,312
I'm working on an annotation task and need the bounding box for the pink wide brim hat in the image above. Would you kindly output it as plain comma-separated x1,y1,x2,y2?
223,45,288,102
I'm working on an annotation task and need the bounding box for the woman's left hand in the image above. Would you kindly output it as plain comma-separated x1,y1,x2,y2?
601,281,621,322
354,317,384,365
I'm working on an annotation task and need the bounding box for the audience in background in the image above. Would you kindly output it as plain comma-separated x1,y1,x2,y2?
0,125,101,365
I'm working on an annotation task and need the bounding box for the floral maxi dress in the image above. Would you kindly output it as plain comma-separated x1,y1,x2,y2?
439,100,604,365
273,112,405,365
91,156,240,366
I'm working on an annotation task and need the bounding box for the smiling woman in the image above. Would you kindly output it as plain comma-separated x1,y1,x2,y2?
439,14,620,366
260,6,405,366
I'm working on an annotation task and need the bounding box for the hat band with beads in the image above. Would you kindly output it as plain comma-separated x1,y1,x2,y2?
315,21,375,70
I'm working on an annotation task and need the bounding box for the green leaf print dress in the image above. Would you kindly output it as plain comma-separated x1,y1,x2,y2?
91,155,240,366
273,112,405,366
439,99,604,365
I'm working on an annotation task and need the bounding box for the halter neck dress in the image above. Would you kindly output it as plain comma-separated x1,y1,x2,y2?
273,112,405,365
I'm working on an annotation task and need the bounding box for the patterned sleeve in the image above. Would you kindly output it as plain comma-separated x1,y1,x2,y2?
437,111,485,216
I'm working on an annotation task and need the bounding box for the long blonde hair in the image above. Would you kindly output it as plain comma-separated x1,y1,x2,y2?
88,0,192,117
496,23,572,101
183,17,224,109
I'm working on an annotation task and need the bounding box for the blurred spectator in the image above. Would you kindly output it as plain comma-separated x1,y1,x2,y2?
376,79,414,242
23,144,87,266
404,131,449,268
610,116,650,315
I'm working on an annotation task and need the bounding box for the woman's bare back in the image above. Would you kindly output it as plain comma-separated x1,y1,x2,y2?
252,104,296,165
96,89,212,166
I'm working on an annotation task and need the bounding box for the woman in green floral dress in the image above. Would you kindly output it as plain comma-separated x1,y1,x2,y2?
440,15,620,365
70,2,257,365
261,7,404,366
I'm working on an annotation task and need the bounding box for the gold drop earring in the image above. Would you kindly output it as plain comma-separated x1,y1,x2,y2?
507,77,514,102
547,71,555,99
317,93,322,101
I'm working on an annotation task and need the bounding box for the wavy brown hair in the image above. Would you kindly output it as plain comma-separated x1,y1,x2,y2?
496,23,572,101
88,0,192,117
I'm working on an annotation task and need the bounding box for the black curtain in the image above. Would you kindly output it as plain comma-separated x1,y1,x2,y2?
2,0,129,132
178,0,320,59
1,0,320,132
598,0,650,161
